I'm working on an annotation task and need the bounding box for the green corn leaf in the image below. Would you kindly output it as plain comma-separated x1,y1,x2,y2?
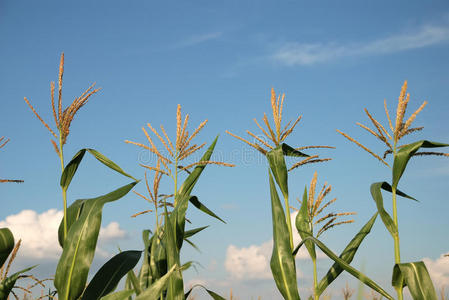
392,261,437,300
54,182,137,300
150,229,166,283
185,284,226,300
86,149,137,181
379,182,417,201
138,230,152,288
189,197,225,223
268,172,300,300
295,186,316,261
316,213,378,296
124,274,134,300
183,238,200,252
58,199,85,248
164,205,184,300
392,140,449,189
99,290,134,300
0,266,35,300
60,149,137,191
370,182,398,238
60,149,86,190
135,264,177,300
126,269,141,295
296,236,394,300
82,250,142,300
267,143,309,199
178,136,218,198
0,228,14,268
184,226,209,239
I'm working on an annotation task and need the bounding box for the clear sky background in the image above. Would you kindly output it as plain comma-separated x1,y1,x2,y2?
1,1,449,299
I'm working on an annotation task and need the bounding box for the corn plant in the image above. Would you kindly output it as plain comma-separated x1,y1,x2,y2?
338,80,449,300
124,104,233,299
228,88,394,299
24,54,148,300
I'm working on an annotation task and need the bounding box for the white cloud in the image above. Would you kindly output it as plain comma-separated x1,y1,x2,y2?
273,23,449,66
224,212,324,280
177,32,222,48
0,209,127,261
422,252,449,288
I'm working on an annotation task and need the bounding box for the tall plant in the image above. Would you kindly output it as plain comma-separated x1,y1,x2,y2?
25,54,142,300
227,88,391,299
125,104,233,299
337,80,449,300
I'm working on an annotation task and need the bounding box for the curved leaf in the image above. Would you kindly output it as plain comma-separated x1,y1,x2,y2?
0,266,35,300
379,182,417,201
135,264,177,300
54,182,137,300
184,226,209,239
370,182,397,238
267,143,309,199
393,140,449,189
60,149,137,190
392,261,437,300
0,228,14,268
269,172,300,300
296,236,394,300
138,230,152,289
189,197,225,223
58,199,85,248
164,205,184,300
185,284,226,300
178,136,218,198
316,213,378,296
82,250,142,300
99,290,134,300
295,187,316,260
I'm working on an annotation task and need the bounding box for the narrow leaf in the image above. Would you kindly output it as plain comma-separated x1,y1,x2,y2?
297,236,394,300
87,149,138,181
82,250,142,300
135,265,177,300
295,187,316,260
267,145,289,199
189,197,225,223
185,284,226,300
0,266,35,300
316,213,378,296
370,182,397,238
392,261,437,300
178,136,218,198
184,226,209,239
269,172,300,300
138,230,152,288
393,140,449,188
99,290,134,300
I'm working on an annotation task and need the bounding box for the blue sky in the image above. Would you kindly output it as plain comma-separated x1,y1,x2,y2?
1,1,449,299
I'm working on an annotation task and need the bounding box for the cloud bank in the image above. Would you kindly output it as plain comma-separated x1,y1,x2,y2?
0,209,127,261
423,252,449,288
224,212,324,280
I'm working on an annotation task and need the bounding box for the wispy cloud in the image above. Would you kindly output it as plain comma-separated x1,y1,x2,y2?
273,23,449,66
176,32,222,48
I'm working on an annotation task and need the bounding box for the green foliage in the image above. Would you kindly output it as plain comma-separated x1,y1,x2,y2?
269,172,301,300
392,262,438,300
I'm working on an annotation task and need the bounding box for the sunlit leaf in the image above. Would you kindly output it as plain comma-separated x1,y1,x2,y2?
392,261,437,300
269,172,300,300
